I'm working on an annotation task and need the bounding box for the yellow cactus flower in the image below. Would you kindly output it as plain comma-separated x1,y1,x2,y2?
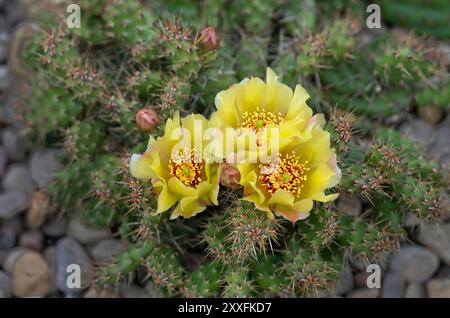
210,67,317,156
237,116,341,223
129,113,220,219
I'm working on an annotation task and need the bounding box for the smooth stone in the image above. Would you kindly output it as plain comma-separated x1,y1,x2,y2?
382,271,405,298
429,115,450,165
417,223,450,265
0,225,16,250
43,217,68,238
90,239,126,262
0,270,11,298
334,262,354,295
19,230,44,251
29,149,61,188
427,279,450,298
0,128,26,162
336,193,362,216
390,246,439,282
2,164,35,196
2,247,29,272
26,191,51,229
346,288,379,298
54,237,93,293
12,251,52,297
399,119,436,150
405,283,426,298
67,216,112,245
0,190,30,219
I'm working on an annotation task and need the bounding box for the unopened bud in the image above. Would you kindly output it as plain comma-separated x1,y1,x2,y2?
220,163,240,189
198,26,220,50
136,107,160,132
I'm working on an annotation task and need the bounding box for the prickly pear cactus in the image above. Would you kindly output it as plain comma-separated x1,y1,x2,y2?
17,0,448,298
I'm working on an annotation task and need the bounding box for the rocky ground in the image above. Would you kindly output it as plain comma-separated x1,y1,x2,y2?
0,1,449,298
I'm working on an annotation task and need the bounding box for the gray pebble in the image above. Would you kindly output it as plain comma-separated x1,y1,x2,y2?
0,128,26,162
30,149,61,188
382,271,405,298
390,246,439,282
67,216,112,245
417,223,450,266
2,164,35,196
399,119,436,150
0,190,30,219
0,270,11,298
54,237,93,293
90,239,126,262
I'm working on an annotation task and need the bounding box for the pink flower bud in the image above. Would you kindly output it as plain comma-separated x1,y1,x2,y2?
220,163,241,189
198,26,220,50
136,107,160,132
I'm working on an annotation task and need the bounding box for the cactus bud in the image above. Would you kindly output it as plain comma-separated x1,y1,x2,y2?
198,26,220,50
220,163,240,189
136,107,160,132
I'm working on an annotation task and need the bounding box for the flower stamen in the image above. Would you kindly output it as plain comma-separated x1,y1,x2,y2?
169,148,203,187
241,107,283,131
259,152,309,196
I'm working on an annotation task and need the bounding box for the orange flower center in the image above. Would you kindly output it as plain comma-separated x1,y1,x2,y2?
259,152,309,196
241,107,283,131
169,148,203,187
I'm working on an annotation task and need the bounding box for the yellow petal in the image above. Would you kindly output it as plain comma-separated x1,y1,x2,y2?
296,125,332,165
285,84,312,121
264,67,293,114
235,77,266,116
168,177,197,197
312,192,339,202
268,189,295,206
274,198,313,223
214,86,241,127
156,185,178,214
178,197,207,218
129,154,154,180
301,164,335,199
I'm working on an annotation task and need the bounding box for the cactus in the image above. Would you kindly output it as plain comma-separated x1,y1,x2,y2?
19,0,448,298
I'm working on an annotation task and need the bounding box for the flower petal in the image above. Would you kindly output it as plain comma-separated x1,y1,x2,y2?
264,67,293,114
156,185,178,214
129,154,153,180
285,84,312,121
167,177,197,197
274,198,313,223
